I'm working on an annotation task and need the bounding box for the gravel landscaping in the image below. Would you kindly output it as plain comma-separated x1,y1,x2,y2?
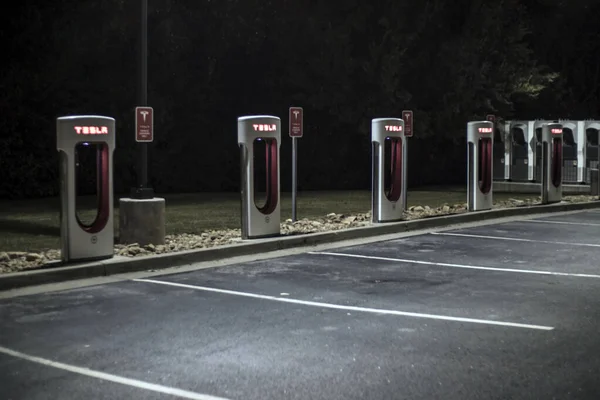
0,195,597,274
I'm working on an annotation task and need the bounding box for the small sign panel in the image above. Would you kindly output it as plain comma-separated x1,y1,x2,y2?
135,106,154,142
289,107,303,138
402,110,413,137
486,114,496,122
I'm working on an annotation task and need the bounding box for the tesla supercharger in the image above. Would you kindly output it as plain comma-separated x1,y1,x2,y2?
541,123,563,204
558,120,585,183
371,118,406,222
467,121,493,211
238,115,281,239
505,120,533,182
492,123,507,181
584,120,600,183
532,119,552,182
57,115,115,262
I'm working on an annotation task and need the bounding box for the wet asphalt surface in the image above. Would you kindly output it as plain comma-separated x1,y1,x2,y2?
2,210,600,399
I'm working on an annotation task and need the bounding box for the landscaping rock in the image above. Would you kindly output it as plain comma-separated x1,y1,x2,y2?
25,253,43,262
8,252,27,260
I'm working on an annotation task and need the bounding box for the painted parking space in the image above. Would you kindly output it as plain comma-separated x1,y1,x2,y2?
140,248,598,330
2,209,600,399
0,352,182,400
319,228,600,275
0,279,560,400
434,210,600,246
518,209,600,227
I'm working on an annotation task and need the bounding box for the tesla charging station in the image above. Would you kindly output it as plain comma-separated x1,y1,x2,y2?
238,115,281,239
467,121,493,211
57,115,115,262
558,120,585,183
505,120,534,182
492,122,507,181
540,123,563,204
532,119,552,182
371,118,406,222
585,120,600,183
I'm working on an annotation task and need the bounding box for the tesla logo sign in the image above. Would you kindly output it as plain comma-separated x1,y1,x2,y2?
402,110,413,137
551,128,563,134
478,127,493,133
253,124,277,132
385,125,403,132
289,106,303,138
136,106,154,142
74,126,108,135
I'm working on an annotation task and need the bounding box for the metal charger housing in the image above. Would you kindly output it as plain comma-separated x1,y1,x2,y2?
238,115,281,239
57,115,115,262
371,118,406,223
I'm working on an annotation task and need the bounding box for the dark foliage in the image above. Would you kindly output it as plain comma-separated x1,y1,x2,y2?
1,0,598,199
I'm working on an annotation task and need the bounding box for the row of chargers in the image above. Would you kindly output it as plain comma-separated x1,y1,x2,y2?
56,115,572,264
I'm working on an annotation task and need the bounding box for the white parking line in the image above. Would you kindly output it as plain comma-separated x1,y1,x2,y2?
309,251,600,279
430,232,600,248
134,279,554,331
521,219,600,227
0,346,231,400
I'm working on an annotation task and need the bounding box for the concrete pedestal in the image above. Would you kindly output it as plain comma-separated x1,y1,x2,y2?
119,197,166,246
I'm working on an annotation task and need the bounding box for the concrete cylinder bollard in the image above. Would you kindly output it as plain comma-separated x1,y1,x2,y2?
118,197,166,246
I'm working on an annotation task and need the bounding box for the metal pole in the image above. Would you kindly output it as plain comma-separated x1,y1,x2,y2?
402,140,408,211
140,0,148,189
292,137,298,222
132,0,153,199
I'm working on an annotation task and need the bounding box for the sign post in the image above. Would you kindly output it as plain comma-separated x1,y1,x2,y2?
401,110,413,210
289,106,303,222
131,0,154,199
118,0,165,249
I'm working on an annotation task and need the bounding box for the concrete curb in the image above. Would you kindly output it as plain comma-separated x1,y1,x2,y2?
2,200,600,291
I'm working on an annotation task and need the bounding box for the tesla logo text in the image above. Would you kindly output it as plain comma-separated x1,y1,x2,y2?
253,124,276,132
74,126,109,135
385,125,403,132
551,128,563,134
478,127,493,133
140,110,149,122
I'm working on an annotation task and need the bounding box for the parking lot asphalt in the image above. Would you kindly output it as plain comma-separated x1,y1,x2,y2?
2,210,600,399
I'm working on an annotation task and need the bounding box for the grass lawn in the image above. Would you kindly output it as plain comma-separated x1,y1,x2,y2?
0,187,533,253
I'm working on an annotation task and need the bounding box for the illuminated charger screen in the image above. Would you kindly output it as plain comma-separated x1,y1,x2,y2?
385,125,403,132
74,126,109,135
253,124,277,132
